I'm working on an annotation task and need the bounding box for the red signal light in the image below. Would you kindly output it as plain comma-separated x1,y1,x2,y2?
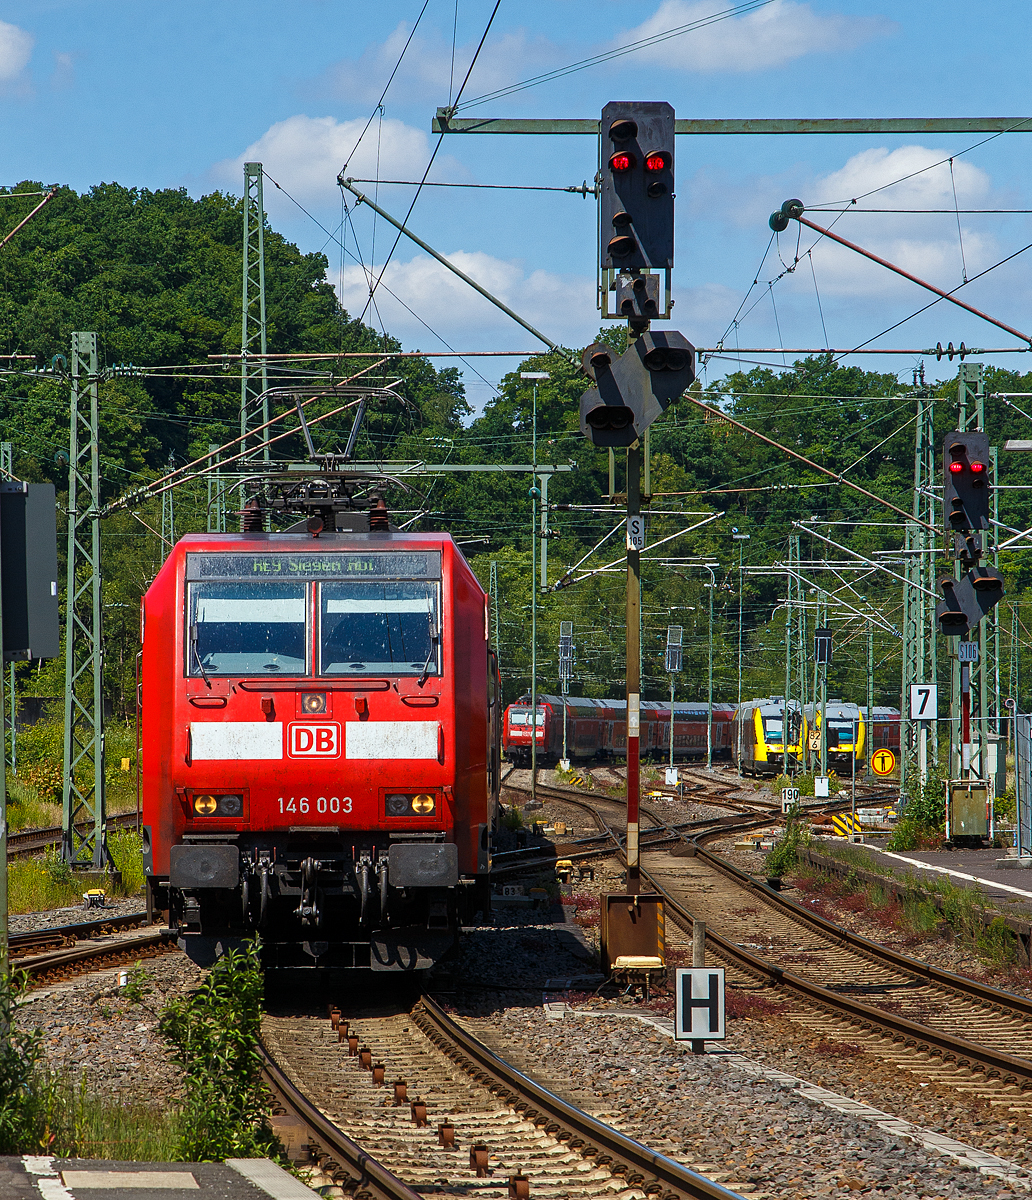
645,152,669,171
949,461,964,473
609,152,635,172
970,460,986,474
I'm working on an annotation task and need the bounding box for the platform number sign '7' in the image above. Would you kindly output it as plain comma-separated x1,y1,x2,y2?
909,684,938,720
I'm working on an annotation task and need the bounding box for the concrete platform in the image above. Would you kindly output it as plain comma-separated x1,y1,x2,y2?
837,836,1032,920
1,1157,319,1200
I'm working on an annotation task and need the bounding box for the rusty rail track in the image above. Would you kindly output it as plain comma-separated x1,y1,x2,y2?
14,922,174,985
9,910,149,960
7,810,140,859
503,773,1032,1095
260,997,746,1200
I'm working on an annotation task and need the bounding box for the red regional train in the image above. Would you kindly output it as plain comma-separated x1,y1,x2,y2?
141,530,500,971
503,694,734,764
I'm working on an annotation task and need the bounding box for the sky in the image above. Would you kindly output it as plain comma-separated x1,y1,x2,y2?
1,0,1031,408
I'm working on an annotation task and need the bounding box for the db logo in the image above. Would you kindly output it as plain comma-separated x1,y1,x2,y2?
288,723,340,757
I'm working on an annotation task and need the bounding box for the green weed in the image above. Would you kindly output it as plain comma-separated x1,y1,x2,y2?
0,969,46,1153
108,828,146,895
159,941,276,1161
764,811,809,876
7,854,85,913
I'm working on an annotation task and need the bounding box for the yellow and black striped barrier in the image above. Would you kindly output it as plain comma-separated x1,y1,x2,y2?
831,812,863,837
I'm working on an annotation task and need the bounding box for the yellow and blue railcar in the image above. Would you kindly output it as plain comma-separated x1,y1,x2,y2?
804,701,866,773
732,697,805,776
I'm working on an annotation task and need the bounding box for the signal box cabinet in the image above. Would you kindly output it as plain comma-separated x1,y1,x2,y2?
0,482,59,662
946,780,990,841
600,892,665,974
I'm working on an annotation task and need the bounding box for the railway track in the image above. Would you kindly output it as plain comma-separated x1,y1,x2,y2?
10,913,174,985
7,809,141,859
645,833,1032,1106
260,993,744,1200
500,770,1032,1107
9,910,150,960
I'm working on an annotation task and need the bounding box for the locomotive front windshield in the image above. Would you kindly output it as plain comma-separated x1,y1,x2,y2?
184,551,442,679
319,582,438,676
189,582,307,675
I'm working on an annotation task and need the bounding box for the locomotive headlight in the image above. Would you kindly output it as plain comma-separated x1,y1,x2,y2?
191,793,243,817
301,692,326,714
385,793,437,816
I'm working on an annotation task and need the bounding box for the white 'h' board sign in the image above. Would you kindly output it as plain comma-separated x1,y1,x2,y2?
675,968,726,1040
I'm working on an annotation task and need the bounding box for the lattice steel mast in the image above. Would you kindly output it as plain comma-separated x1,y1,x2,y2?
240,163,269,474
62,333,107,868
900,374,937,800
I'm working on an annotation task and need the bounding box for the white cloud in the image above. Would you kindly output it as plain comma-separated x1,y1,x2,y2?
0,20,33,82
337,250,595,352
801,146,997,297
614,0,892,73
813,145,989,210
311,23,563,106
212,114,464,205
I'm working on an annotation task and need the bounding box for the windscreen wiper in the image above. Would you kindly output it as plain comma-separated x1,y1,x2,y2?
190,625,212,689
417,635,438,688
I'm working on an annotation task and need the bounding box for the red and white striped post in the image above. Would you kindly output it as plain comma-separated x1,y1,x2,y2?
626,443,641,894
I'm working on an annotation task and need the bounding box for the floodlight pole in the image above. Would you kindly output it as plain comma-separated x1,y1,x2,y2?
522,371,548,808
705,565,717,770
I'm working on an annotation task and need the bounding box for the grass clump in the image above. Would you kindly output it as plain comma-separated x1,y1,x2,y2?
159,941,277,1160
771,771,841,797
499,805,524,831
0,969,46,1152
888,751,947,851
9,829,146,912
764,807,808,876
108,828,146,895
7,852,85,913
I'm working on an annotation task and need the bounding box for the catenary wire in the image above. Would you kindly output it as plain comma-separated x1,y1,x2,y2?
453,0,775,110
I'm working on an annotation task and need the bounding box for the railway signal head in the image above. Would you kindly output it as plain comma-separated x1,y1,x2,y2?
579,331,695,446
943,431,991,532
935,566,1005,636
600,101,675,271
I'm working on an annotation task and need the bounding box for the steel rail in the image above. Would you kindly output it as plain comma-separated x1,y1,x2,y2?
7,810,140,859
258,1042,423,1200
9,910,149,959
689,836,1032,1022
643,860,1032,1089
525,778,1032,1086
18,927,171,982
416,995,745,1200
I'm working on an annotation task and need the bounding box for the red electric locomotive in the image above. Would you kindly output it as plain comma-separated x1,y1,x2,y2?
141,529,500,971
